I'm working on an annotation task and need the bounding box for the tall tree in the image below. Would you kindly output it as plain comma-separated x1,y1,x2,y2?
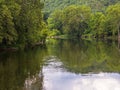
87,12,106,37
62,5,91,37
106,3,120,37
47,10,63,34
0,5,17,45
0,0,47,46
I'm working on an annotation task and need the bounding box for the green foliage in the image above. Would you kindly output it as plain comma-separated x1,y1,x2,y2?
43,0,120,13
62,5,91,37
0,0,120,46
0,5,17,45
47,10,63,34
48,5,91,38
47,3,120,38
48,29,60,36
106,3,120,36
87,12,106,37
0,0,49,46
15,0,45,45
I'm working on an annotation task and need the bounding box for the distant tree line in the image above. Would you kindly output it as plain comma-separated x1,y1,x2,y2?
47,3,120,38
43,0,120,19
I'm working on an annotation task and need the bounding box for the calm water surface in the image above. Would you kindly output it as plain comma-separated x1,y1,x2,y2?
0,39,120,90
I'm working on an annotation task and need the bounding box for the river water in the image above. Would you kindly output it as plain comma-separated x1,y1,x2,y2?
0,39,120,90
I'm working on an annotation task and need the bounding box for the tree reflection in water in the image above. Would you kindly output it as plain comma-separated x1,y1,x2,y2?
0,39,120,90
0,46,47,90
24,72,44,90
43,56,120,90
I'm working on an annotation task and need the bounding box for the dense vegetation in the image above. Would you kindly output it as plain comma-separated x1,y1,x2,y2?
0,0,120,47
46,1,120,38
0,0,48,47
43,0,120,14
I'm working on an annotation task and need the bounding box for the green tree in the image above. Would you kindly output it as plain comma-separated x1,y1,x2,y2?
47,10,63,34
106,3,120,37
43,0,120,14
87,12,106,37
15,0,46,45
0,5,17,45
62,5,91,37
47,5,91,38
0,0,48,46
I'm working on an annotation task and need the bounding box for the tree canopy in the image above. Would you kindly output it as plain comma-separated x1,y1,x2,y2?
0,0,48,46
43,0,120,13
0,0,120,47
47,3,120,38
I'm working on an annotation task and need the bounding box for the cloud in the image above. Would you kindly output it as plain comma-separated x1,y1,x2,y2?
43,71,120,90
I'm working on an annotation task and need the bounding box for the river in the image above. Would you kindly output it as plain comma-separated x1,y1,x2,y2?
0,39,120,90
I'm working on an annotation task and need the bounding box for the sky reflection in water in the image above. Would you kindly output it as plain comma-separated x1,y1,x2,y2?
43,59,120,90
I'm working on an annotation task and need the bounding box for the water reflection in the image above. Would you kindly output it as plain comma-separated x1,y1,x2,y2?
44,72,120,90
0,39,120,90
43,56,120,90
47,39,120,73
0,47,47,90
24,73,43,90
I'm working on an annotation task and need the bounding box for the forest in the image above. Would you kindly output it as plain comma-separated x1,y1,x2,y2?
0,0,47,47
0,0,120,47
43,0,119,13
46,0,120,39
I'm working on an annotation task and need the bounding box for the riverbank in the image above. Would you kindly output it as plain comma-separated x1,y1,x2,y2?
0,41,46,52
47,34,118,41
0,34,118,52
